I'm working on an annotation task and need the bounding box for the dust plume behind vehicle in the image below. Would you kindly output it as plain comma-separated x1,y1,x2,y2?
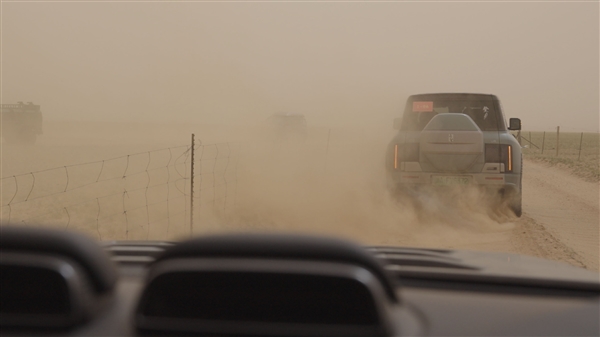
224,124,517,250
1,120,517,251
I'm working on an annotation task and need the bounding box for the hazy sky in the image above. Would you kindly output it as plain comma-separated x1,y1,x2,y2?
2,1,598,131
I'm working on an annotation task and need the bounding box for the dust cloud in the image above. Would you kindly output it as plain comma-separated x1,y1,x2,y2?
205,126,517,248
1,120,517,249
1,2,597,251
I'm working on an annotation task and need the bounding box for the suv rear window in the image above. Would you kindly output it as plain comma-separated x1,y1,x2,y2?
401,99,502,131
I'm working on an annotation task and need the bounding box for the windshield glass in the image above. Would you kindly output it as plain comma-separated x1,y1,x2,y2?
402,100,501,131
1,2,598,273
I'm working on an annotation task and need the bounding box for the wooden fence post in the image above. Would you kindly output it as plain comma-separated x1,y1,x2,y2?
541,131,545,154
555,126,560,157
578,132,584,161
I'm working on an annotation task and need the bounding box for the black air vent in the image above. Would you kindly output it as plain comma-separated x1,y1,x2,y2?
0,225,117,329
1,265,70,315
0,226,117,294
141,271,378,325
153,234,397,302
0,253,91,329
135,234,404,337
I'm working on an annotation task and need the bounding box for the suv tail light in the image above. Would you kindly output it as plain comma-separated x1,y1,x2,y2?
485,144,512,172
393,143,420,170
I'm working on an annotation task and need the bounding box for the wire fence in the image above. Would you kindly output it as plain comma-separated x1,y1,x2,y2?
1,136,241,240
8,126,593,240
190,140,241,235
514,129,599,160
513,129,599,181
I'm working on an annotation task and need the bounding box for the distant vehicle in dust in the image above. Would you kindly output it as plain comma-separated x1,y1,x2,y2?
386,93,523,216
1,102,43,145
264,112,308,143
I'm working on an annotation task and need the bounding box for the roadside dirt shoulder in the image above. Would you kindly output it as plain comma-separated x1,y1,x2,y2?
510,215,587,269
519,159,599,271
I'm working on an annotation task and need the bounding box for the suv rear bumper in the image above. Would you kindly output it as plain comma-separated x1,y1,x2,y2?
387,171,520,196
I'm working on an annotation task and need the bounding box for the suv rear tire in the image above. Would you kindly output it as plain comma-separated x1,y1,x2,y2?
509,193,522,217
510,158,523,217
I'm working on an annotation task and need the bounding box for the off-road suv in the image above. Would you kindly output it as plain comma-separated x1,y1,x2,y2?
386,93,523,216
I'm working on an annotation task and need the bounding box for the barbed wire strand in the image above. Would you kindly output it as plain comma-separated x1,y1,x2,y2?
7,176,18,205
1,144,190,181
2,142,238,238
123,155,130,179
3,146,227,207
96,160,105,183
25,173,35,201
174,147,191,180
2,147,191,207
6,177,186,210
96,195,186,224
9,188,221,237
64,166,69,192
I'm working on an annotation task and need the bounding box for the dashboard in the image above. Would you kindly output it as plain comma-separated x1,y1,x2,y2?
1,226,598,337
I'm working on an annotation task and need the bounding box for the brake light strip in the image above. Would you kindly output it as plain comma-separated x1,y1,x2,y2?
508,145,512,171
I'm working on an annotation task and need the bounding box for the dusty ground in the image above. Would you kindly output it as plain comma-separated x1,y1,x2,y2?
1,121,598,271
517,160,599,270
400,159,599,271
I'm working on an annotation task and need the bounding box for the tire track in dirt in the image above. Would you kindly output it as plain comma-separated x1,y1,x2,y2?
510,215,587,269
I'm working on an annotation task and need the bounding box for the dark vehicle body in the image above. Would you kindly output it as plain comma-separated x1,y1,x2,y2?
386,93,523,216
1,102,43,145
1,226,598,337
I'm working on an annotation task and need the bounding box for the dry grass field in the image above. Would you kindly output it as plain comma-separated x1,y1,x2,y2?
517,131,599,182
